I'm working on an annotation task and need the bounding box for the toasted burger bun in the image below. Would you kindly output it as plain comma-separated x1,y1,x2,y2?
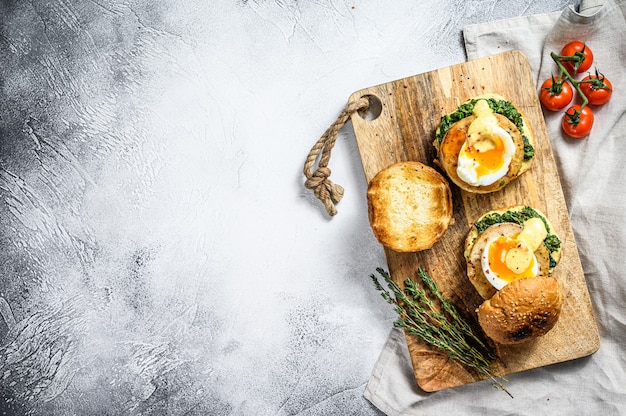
367,161,453,252
434,93,535,194
464,205,562,300
477,277,563,345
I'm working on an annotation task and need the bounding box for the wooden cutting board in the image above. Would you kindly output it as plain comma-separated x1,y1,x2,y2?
349,50,600,392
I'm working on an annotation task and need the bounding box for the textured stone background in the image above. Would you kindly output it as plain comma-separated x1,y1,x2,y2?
0,1,577,415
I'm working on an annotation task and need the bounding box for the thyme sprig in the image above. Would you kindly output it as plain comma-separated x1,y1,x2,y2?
371,267,512,397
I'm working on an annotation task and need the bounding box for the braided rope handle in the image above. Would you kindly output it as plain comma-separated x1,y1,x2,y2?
303,97,370,216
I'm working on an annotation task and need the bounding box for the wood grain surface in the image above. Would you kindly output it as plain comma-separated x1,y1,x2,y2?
349,50,600,392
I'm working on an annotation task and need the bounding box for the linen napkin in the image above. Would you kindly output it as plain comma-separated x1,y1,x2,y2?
364,1,626,414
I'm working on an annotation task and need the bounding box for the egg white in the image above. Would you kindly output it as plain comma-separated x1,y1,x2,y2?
456,126,515,186
481,236,539,290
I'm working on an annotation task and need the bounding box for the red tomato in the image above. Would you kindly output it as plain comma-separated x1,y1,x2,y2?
579,73,613,105
561,105,594,138
539,77,573,111
560,41,594,74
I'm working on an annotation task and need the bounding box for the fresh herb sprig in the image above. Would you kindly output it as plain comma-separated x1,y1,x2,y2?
371,267,512,397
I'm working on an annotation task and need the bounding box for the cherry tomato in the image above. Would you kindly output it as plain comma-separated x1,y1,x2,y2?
539,77,573,111
561,105,594,138
579,72,613,105
560,41,594,74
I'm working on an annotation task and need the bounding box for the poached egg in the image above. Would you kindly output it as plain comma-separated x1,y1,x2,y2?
456,100,516,186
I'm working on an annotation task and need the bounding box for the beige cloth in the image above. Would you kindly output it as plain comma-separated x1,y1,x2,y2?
364,1,626,414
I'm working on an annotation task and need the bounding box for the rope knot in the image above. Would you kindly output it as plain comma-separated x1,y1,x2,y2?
304,167,344,216
304,166,331,188
303,97,369,216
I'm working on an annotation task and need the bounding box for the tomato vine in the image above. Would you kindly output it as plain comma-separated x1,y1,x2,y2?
540,41,613,139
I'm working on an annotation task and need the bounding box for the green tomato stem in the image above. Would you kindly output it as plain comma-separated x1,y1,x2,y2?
578,69,612,91
550,52,588,122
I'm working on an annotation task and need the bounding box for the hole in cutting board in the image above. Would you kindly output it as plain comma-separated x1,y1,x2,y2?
357,95,382,121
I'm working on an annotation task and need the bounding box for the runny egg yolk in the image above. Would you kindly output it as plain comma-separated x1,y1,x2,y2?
456,100,516,187
488,236,536,281
481,218,548,290
481,235,538,290
462,135,507,176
